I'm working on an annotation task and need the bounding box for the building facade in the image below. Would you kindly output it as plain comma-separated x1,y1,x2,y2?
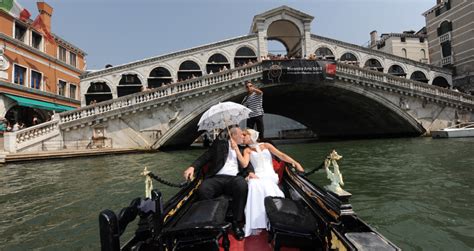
369,30,430,65
0,1,85,130
423,0,474,92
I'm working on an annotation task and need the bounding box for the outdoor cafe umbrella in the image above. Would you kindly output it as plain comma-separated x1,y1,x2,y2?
197,101,251,132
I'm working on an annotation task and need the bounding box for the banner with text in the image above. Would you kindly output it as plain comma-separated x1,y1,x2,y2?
262,59,335,84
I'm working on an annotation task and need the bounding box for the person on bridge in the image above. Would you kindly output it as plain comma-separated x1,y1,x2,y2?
242,81,264,139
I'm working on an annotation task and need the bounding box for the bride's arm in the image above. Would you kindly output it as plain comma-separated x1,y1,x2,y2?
265,143,305,172
231,139,250,167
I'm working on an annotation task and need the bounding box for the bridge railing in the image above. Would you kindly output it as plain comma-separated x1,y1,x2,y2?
336,63,474,105
3,118,60,153
59,63,263,125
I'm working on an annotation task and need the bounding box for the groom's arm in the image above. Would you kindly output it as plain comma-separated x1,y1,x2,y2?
184,140,220,180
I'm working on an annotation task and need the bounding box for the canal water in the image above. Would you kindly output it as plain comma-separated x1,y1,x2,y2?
1,137,473,250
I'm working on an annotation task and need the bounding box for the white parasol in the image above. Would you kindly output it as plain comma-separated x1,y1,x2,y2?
197,102,251,132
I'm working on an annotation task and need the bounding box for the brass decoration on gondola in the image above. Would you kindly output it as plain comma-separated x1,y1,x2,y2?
324,150,348,195
141,167,153,199
329,231,348,251
163,179,202,223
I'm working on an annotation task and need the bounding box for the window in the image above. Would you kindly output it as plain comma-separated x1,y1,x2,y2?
441,41,452,57
377,41,385,49
15,22,27,42
402,48,407,58
435,0,451,16
58,46,67,62
14,65,27,85
30,70,42,89
31,31,42,50
58,80,66,96
419,37,425,43
400,37,406,42
437,21,452,36
421,49,426,59
69,52,76,67
69,84,77,99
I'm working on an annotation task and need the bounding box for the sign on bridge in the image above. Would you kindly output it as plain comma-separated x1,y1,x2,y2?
262,59,336,84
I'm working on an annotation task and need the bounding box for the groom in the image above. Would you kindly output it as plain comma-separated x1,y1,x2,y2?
183,126,255,240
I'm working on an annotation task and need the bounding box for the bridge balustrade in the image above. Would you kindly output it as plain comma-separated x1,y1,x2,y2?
336,63,474,105
57,63,262,126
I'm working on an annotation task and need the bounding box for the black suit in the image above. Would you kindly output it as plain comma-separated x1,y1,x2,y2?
191,139,253,223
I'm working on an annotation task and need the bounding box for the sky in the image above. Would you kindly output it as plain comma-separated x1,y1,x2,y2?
18,0,436,70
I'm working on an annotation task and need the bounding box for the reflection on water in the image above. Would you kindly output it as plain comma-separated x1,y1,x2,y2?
1,137,473,250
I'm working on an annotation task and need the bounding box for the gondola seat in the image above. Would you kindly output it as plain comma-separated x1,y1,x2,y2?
265,196,321,251
162,197,232,251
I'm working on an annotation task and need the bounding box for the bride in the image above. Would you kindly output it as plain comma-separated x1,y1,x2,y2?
234,129,305,237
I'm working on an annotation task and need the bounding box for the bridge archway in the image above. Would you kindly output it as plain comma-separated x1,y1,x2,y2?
315,47,335,60
177,60,202,81
234,46,257,67
117,74,142,97
148,67,173,88
267,40,288,57
206,53,230,74
339,52,359,66
364,58,384,72
267,20,302,58
388,64,407,77
410,71,429,83
158,81,424,148
85,82,113,105
432,76,450,88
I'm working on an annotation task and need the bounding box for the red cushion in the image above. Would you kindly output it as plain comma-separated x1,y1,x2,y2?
272,159,285,184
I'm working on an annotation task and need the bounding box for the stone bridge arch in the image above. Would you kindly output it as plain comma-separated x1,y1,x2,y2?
158,79,425,148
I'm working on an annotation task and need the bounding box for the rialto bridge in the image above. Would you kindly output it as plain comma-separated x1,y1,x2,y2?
3,6,474,153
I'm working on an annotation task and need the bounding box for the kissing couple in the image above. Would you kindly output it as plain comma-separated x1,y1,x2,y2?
183,126,304,240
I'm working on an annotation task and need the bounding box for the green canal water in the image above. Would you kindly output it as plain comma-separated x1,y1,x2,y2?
1,137,473,250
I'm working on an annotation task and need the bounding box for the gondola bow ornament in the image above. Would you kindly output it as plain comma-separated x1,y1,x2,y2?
324,150,348,195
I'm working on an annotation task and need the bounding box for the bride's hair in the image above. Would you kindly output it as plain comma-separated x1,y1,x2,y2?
244,128,260,145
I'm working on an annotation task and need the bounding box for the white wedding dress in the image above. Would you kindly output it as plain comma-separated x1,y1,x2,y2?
244,145,284,237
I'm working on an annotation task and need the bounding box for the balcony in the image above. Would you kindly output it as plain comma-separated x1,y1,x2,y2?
441,56,452,66
439,32,451,44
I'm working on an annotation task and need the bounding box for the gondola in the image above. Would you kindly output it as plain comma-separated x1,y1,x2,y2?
99,151,400,251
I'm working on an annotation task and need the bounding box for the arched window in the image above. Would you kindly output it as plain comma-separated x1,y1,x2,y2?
148,67,173,88
437,20,452,36
117,74,142,97
410,71,429,83
339,52,358,65
432,76,450,88
315,47,335,60
85,82,113,105
234,46,257,67
364,58,383,72
388,65,406,77
177,60,202,81
420,49,426,60
206,53,230,74
402,48,407,58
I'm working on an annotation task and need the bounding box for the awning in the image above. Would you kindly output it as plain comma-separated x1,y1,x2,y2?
5,94,76,112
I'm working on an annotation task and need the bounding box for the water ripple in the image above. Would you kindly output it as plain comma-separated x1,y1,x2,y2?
1,138,474,250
